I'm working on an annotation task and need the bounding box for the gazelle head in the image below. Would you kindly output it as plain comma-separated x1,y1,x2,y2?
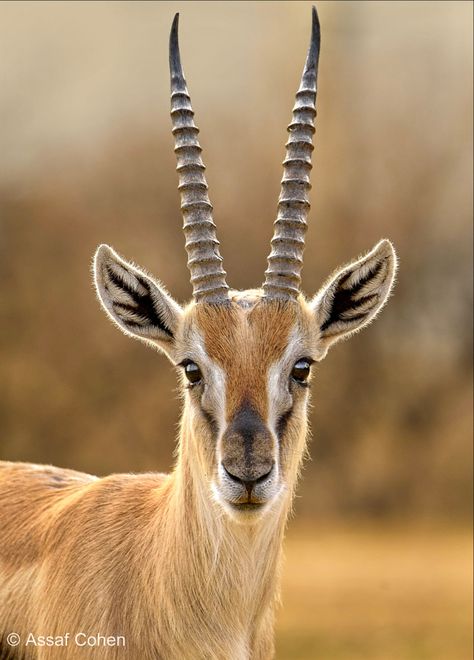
94,8,397,522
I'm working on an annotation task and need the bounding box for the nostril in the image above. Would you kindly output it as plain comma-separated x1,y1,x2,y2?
222,463,274,488
252,464,274,485
222,464,243,484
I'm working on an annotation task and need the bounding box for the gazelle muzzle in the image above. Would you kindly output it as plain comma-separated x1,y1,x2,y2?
217,402,280,511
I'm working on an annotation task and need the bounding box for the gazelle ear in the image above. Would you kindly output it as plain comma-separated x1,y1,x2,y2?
93,244,183,359
311,239,397,359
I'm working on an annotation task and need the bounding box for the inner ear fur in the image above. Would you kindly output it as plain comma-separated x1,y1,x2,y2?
93,244,183,357
311,239,397,358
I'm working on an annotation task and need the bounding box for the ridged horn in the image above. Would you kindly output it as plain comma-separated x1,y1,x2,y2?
263,6,321,300
169,14,229,303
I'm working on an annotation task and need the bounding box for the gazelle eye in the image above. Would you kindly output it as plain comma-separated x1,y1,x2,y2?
291,359,312,384
184,361,202,385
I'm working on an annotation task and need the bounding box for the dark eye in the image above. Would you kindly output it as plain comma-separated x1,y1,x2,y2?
291,359,312,384
184,361,202,385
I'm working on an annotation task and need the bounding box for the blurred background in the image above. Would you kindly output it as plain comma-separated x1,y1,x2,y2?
0,1,471,658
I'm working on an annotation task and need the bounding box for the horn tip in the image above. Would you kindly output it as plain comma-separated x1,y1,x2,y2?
311,6,320,40
305,5,321,80
169,12,183,80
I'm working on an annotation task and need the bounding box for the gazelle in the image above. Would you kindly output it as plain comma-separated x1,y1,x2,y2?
0,7,397,660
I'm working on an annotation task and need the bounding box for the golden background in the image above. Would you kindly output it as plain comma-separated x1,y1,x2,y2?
0,2,471,658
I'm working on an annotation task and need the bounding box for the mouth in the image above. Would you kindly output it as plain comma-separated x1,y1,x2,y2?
211,478,282,519
225,500,268,520
229,501,265,513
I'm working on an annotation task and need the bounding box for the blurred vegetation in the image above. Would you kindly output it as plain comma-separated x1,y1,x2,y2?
0,1,472,523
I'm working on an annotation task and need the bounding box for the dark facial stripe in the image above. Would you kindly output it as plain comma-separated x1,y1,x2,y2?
200,406,219,437
277,407,293,439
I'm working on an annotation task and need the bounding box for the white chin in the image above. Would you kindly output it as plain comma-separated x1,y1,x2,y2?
210,482,283,523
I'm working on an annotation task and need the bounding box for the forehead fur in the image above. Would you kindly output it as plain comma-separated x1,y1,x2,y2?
187,292,311,419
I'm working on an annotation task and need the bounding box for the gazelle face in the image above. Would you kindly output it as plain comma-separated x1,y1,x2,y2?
175,295,317,517
93,8,398,522
94,239,397,522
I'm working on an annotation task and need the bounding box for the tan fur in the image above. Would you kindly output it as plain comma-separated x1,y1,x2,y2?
0,460,285,658
0,237,396,658
0,10,398,652
0,297,309,660
194,299,298,419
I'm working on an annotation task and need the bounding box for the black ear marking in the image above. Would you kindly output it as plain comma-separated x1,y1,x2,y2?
105,264,173,337
94,245,183,352
338,259,384,296
321,290,379,332
314,239,398,352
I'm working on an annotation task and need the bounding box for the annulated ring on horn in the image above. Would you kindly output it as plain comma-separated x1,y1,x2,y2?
263,6,321,301
169,14,229,304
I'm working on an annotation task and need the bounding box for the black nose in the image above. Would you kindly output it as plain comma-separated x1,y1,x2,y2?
222,463,274,496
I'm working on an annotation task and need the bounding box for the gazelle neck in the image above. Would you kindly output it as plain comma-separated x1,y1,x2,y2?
172,401,292,557
152,404,292,656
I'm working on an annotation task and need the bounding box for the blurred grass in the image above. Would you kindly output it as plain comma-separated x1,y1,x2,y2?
276,523,473,660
